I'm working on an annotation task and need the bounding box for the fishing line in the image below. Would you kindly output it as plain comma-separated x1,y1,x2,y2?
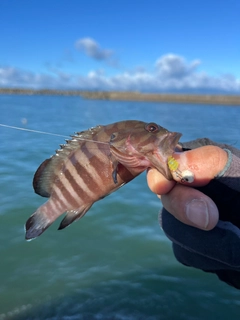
0,124,69,138
0,123,109,146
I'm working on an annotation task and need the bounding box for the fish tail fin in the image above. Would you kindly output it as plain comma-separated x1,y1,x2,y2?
58,203,93,230
25,207,53,241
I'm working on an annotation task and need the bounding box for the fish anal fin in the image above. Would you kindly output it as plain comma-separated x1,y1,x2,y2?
58,203,93,230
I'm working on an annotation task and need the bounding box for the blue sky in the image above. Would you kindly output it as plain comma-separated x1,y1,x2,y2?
1,0,240,92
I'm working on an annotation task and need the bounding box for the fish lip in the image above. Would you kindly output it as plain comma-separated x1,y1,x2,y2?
168,132,182,150
159,131,182,154
154,131,182,180
165,131,182,179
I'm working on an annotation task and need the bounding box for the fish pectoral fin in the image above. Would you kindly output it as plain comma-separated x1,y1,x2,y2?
58,203,93,230
109,154,119,184
112,160,119,184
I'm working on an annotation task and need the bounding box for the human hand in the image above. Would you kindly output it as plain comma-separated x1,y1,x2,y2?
147,145,228,230
147,138,240,289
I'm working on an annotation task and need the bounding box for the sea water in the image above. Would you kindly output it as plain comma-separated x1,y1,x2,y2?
0,95,240,320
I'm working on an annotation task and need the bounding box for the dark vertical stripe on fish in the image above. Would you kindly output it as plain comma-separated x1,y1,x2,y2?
63,167,93,202
53,178,80,209
63,152,97,199
135,135,154,148
69,151,105,196
76,145,109,186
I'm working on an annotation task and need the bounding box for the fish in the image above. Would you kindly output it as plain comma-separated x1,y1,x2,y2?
25,120,181,240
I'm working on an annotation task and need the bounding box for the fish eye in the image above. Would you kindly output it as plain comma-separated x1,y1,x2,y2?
145,123,159,133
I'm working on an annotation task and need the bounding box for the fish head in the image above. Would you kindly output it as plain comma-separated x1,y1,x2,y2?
110,121,182,180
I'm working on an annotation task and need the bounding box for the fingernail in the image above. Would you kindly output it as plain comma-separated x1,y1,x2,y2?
185,199,209,229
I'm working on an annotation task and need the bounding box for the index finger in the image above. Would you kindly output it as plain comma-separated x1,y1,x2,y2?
147,168,176,195
147,145,228,195
169,146,228,186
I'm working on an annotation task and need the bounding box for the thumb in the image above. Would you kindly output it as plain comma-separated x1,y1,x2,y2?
161,184,219,230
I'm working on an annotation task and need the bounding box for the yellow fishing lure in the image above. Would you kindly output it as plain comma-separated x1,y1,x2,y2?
167,156,194,183
168,156,179,171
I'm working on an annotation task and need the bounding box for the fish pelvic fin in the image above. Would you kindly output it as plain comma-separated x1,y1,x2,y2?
58,203,93,230
25,208,53,241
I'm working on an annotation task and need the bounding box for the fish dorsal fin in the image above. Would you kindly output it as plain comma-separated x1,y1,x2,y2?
74,125,103,141
33,125,104,197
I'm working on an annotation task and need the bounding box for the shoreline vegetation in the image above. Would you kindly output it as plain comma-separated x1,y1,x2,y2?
1,88,240,105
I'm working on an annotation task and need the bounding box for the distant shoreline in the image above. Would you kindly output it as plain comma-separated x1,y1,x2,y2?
1,88,240,105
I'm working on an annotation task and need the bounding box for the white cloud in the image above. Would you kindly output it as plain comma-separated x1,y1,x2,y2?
155,54,201,78
0,66,73,88
75,37,114,61
0,54,240,92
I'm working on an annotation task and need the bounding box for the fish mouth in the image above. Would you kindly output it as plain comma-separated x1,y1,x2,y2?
154,131,182,180
159,131,182,156
167,131,182,151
